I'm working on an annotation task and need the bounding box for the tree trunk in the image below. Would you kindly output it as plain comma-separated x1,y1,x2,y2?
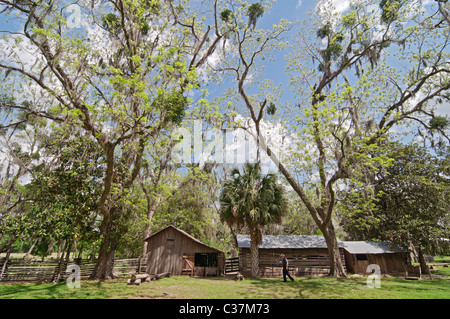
322,224,347,278
91,209,118,280
56,240,63,260
229,226,239,258
46,241,54,257
24,238,39,261
151,272,170,281
142,224,151,258
91,235,115,279
141,208,155,258
418,247,430,277
73,239,78,259
265,150,347,278
91,247,115,279
93,139,145,278
0,242,13,280
250,232,259,278
52,240,72,283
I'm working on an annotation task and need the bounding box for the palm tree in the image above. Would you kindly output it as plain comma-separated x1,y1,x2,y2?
219,161,287,278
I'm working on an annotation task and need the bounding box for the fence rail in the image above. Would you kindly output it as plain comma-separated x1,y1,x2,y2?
225,257,239,274
0,257,147,282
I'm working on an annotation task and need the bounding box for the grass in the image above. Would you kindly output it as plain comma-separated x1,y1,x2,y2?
433,256,450,263
0,265,449,299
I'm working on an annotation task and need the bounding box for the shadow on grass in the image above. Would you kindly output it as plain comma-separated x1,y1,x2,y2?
0,279,114,299
0,282,66,298
244,275,374,299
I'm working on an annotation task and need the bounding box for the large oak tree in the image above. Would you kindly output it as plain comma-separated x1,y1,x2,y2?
0,0,233,279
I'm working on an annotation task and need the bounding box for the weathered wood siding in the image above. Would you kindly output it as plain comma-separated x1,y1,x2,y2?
238,248,346,277
344,251,408,275
145,227,225,276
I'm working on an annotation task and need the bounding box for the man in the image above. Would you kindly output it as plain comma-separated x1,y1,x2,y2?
281,254,294,282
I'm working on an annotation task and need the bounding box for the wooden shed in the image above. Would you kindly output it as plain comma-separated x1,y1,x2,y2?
144,225,225,277
342,241,410,275
237,234,347,277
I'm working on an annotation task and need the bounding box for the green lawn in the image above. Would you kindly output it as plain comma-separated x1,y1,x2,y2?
0,265,449,299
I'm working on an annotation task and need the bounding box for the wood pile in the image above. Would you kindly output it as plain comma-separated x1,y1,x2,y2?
235,272,245,281
126,272,170,285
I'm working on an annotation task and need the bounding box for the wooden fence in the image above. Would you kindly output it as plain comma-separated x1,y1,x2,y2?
225,257,239,274
112,258,147,276
0,257,147,282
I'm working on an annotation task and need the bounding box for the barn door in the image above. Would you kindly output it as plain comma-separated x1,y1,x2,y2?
182,255,194,275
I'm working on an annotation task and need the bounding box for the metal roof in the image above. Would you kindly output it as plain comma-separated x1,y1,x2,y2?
144,225,224,253
341,241,408,254
236,234,344,249
236,235,408,254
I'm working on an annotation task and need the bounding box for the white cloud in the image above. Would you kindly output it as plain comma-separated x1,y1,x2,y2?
331,0,351,14
222,115,295,174
317,0,351,17
436,102,450,117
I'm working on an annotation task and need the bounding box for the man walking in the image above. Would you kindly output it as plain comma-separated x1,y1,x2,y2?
281,254,294,282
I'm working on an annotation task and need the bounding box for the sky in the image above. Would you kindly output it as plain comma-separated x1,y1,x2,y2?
0,0,449,181
213,0,450,141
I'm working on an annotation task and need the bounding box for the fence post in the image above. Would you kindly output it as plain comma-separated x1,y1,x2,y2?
110,257,115,278
137,257,142,274
0,247,12,281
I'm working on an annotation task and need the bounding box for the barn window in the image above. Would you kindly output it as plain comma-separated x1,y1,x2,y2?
194,253,218,267
356,254,368,261
166,238,175,248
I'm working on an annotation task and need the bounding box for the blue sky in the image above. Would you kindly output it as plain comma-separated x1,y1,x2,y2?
210,0,449,127
0,0,448,151
0,0,448,185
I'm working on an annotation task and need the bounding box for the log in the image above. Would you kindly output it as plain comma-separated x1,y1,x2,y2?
150,272,170,281
127,279,134,285
131,273,149,281
134,279,142,285
405,277,420,280
235,272,245,281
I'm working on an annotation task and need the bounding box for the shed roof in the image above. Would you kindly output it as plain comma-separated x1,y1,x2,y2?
144,225,224,253
236,235,408,254
236,234,344,249
342,241,408,254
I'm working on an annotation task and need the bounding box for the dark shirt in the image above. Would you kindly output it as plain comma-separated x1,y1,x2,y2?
282,256,288,269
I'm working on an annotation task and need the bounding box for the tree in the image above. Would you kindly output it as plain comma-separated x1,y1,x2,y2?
212,0,450,277
247,2,265,30
0,0,232,279
416,115,450,149
137,132,179,257
0,132,106,269
341,142,450,274
0,103,50,257
219,161,287,278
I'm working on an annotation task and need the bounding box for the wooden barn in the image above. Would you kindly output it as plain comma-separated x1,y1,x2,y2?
144,225,225,277
342,241,410,275
236,234,347,277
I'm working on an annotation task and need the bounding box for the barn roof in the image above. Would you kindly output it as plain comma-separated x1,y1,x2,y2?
236,234,345,249
236,235,408,254
144,225,224,253
342,241,408,254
